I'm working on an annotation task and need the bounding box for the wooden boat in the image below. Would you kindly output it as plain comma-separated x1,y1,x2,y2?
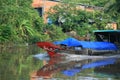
36,30,120,57
54,30,120,55
93,30,120,43
93,30,120,54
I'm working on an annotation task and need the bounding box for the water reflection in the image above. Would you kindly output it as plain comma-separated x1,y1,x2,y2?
32,53,120,80
0,44,42,80
95,59,120,78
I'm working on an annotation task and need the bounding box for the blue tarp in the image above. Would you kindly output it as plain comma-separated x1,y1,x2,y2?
54,38,118,50
79,41,118,50
54,38,81,47
62,58,116,76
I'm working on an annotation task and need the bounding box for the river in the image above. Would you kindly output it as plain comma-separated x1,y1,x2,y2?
0,44,120,80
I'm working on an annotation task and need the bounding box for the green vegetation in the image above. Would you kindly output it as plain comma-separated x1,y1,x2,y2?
47,3,112,38
1,0,120,43
0,0,67,44
104,0,120,29
0,0,120,80
0,0,42,43
61,0,109,7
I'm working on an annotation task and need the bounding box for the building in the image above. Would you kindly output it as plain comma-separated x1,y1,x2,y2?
31,0,117,30
32,0,59,23
106,22,117,30
31,0,102,23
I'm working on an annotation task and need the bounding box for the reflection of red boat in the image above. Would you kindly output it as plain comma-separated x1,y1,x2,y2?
36,54,62,79
31,53,63,80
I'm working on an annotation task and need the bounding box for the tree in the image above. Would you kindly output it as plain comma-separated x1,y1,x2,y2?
48,3,93,31
47,3,112,37
104,0,120,28
61,0,109,7
0,0,45,43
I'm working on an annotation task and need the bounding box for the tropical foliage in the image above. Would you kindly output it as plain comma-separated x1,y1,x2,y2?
1,0,120,80
1,0,120,43
104,0,120,29
60,0,109,7
0,0,67,43
0,0,42,43
47,3,112,37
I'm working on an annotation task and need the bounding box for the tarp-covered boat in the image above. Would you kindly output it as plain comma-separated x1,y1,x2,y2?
36,30,120,56
54,37,118,55
54,37,117,50
94,30,120,49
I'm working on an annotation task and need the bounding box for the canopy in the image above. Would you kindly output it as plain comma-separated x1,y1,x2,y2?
93,30,120,43
93,30,120,33
54,38,118,50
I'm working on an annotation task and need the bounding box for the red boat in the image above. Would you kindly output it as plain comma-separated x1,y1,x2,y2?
36,42,63,57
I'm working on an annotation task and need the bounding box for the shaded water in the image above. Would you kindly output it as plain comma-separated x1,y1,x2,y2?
0,44,43,80
0,44,120,80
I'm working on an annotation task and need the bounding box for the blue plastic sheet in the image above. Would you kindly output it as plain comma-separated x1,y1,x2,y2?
79,41,118,50
54,38,118,50
54,38,81,47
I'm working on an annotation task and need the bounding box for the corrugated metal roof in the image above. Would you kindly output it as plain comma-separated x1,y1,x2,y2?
93,30,120,33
